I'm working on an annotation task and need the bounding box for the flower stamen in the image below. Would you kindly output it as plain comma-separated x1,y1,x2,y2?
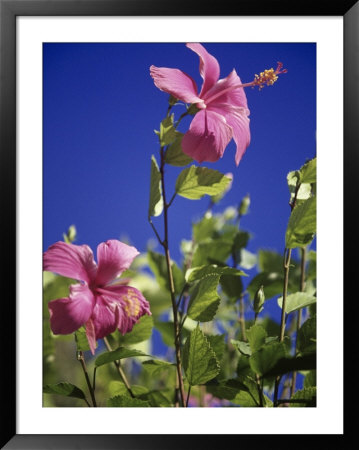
252,62,287,90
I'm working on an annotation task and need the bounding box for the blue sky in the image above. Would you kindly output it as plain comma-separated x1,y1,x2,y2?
43,43,316,323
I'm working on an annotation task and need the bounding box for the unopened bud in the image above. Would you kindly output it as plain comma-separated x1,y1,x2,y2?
253,285,265,314
238,194,250,216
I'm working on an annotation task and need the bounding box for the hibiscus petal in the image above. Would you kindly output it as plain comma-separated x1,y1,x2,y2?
181,110,233,163
90,294,121,340
95,240,139,286
85,318,97,355
99,285,151,335
43,241,97,284
186,43,220,98
48,284,95,335
210,104,251,165
203,69,248,110
150,65,204,105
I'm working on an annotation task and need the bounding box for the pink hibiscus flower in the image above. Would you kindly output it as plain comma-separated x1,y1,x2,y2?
150,43,286,165
43,240,151,354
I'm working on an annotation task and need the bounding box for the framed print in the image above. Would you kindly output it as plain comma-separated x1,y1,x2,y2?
1,0,356,448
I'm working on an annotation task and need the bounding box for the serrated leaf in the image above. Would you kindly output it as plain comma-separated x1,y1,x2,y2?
300,157,316,184
118,315,153,345
95,347,149,367
164,134,193,166
249,342,288,376
277,292,316,314
147,250,185,295
186,264,246,283
107,395,150,407
246,325,267,353
43,383,86,401
148,155,163,218
206,334,226,362
289,387,316,407
141,359,176,376
187,275,221,322
286,196,316,248
175,166,231,200
297,317,316,353
108,381,149,398
182,325,220,385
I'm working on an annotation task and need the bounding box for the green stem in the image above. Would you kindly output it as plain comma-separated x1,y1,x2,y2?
274,247,292,407
103,337,135,399
186,385,192,407
159,146,186,407
290,247,307,396
77,351,97,407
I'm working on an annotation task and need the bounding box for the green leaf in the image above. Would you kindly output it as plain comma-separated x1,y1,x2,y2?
206,334,226,362
238,249,257,270
246,325,267,353
231,339,252,357
141,359,176,376
277,292,316,314
258,250,284,273
43,383,87,401
186,264,246,283
118,315,153,345
297,317,316,353
304,370,316,388
286,196,316,248
164,134,193,166
108,381,149,398
220,274,243,300
148,155,163,218
175,166,232,200
287,171,312,204
300,157,316,184
95,347,149,367
147,250,185,295
182,325,220,386
159,115,179,146
249,342,288,376
187,275,221,322
139,389,174,407
289,387,316,407
247,272,283,300
75,329,93,352
192,216,218,242
107,395,150,407
191,240,234,267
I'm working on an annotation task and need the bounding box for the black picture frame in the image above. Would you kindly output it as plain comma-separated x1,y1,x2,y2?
1,0,356,448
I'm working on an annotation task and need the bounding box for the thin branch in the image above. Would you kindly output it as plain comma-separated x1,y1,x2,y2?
77,351,97,407
103,337,135,399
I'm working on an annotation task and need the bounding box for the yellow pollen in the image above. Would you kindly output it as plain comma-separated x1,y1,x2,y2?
253,68,279,90
123,294,140,317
